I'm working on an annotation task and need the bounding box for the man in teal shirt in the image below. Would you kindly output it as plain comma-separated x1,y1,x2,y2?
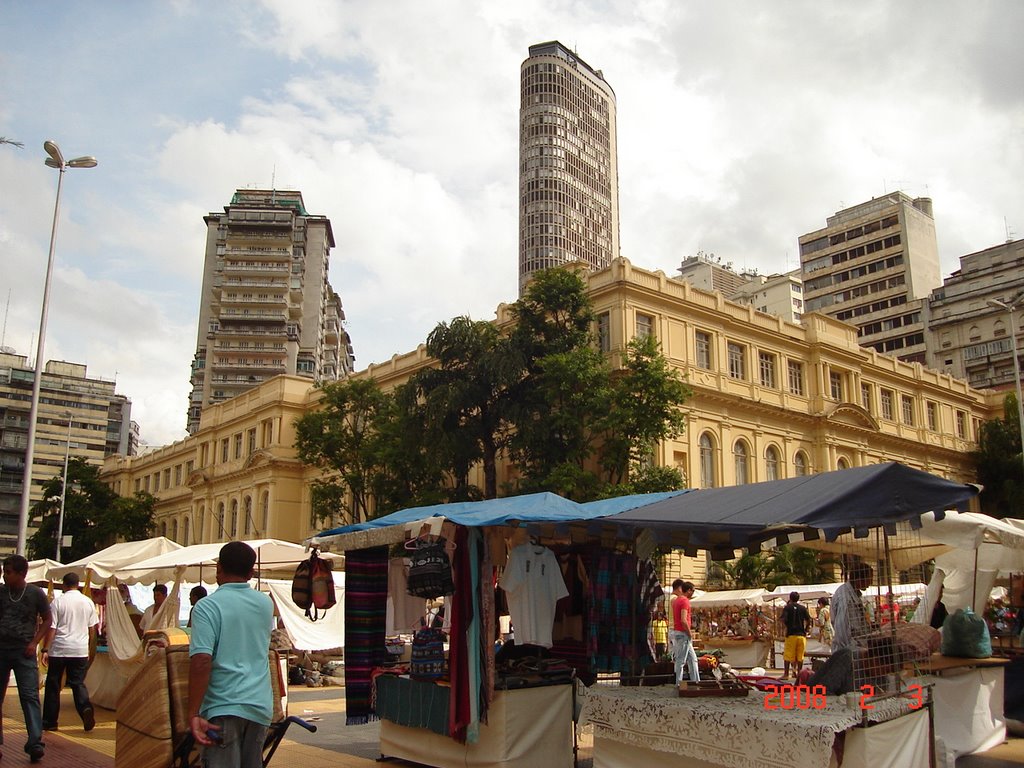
188,542,274,768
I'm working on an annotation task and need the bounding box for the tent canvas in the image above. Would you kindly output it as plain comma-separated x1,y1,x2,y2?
764,583,843,602
115,539,338,583
27,559,62,584
265,575,345,652
690,588,767,607
602,463,978,552
48,537,182,584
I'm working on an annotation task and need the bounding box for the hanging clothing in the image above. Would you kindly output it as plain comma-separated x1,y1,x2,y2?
387,558,427,634
499,543,569,648
344,546,389,725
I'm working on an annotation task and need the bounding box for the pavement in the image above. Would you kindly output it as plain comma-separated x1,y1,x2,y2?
5,684,1024,767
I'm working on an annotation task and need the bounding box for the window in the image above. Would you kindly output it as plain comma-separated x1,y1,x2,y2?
759,352,777,388
926,402,938,431
699,433,716,488
880,389,894,420
230,500,239,537
183,517,191,546
765,446,780,481
217,503,226,538
727,342,745,380
247,429,257,455
837,457,849,470
901,395,914,425
793,451,808,476
261,493,269,534
234,433,243,459
636,312,654,339
174,465,182,486
597,312,611,353
788,360,804,396
221,439,229,463
861,383,872,413
695,331,712,370
829,371,843,401
733,441,749,485
171,519,178,543
956,410,967,439
243,496,253,536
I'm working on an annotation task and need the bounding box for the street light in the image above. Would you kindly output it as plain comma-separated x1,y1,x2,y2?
55,411,73,561
16,141,97,555
988,294,1024,478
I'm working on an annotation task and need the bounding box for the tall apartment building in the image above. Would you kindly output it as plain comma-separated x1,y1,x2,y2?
924,238,1024,390
675,254,804,323
0,352,136,551
518,41,619,294
186,189,355,433
799,192,941,364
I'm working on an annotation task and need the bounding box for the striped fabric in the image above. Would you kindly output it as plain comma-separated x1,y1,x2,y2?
344,545,389,725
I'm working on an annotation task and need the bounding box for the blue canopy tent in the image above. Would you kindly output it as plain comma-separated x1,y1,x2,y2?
588,462,979,559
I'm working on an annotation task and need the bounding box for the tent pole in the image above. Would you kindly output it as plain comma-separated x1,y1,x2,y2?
972,549,979,611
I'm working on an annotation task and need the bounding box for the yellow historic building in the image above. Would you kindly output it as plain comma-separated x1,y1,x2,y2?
102,259,998,566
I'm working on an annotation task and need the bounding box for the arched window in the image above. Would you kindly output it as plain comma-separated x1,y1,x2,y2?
794,451,808,476
171,519,179,543
230,500,238,538
733,440,749,485
260,493,269,535
765,445,780,482
217,503,225,539
243,496,253,536
837,457,849,470
183,516,191,546
198,506,206,543
699,433,716,488
160,521,167,537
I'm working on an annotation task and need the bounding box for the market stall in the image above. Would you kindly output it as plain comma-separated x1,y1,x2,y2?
689,588,769,667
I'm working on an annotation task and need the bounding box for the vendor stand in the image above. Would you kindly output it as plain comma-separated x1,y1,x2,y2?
313,463,982,768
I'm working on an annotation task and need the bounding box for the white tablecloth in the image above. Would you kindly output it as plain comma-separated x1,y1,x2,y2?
909,666,1005,766
580,685,919,768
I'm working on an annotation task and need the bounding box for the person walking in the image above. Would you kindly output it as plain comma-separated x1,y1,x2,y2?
780,591,811,679
0,554,52,763
42,572,98,733
670,579,700,685
189,542,274,768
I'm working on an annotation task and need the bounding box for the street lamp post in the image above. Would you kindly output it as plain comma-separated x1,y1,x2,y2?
16,141,97,555
55,411,73,561
988,295,1024,478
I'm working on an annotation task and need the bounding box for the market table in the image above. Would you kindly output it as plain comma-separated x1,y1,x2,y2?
702,637,770,668
376,676,574,767
907,654,1008,766
579,684,929,768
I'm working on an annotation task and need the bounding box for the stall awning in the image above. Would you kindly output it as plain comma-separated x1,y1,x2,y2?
690,588,767,607
602,462,979,551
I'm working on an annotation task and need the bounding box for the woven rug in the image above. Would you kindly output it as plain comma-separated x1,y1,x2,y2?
344,545,389,725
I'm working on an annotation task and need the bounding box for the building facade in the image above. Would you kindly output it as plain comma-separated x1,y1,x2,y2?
186,189,355,434
924,238,1024,392
104,260,996,580
675,255,804,324
0,353,137,551
799,192,941,364
518,41,619,294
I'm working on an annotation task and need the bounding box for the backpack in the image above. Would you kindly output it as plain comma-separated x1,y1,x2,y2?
292,548,337,621
940,607,992,658
406,537,455,599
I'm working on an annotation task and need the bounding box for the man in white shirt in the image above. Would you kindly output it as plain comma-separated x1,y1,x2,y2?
139,584,168,632
42,572,99,732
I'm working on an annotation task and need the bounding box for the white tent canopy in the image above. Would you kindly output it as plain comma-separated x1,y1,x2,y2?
27,559,62,584
690,588,767,607
765,583,843,602
48,537,182,584
115,539,339,583
265,574,345,651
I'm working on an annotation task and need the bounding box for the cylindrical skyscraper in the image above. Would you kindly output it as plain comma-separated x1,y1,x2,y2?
518,41,620,295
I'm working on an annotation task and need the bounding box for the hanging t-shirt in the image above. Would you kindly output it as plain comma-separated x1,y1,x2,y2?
499,544,569,648
387,557,427,634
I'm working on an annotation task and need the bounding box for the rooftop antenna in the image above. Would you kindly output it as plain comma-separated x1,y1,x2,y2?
0,288,9,348
1007,217,1017,244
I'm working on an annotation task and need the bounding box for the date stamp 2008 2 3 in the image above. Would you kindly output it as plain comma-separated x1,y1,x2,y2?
762,684,924,711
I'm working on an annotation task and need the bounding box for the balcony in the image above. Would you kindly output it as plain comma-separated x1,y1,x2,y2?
221,263,290,275
219,309,288,322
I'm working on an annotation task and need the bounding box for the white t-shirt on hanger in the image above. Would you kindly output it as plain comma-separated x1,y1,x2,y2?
499,543,569,648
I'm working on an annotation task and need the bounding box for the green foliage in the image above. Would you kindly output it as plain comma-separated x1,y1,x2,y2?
708,545,835,590
28,458,156,561
971,393,1024,517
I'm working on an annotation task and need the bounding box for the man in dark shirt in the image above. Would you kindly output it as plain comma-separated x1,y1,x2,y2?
0,555,52,763
780,591,811,679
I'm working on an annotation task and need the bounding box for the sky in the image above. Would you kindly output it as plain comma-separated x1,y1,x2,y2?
1,1,1022,448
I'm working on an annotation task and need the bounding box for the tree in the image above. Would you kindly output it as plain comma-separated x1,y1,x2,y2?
762,545,837,588
972,393,1024,517
708,551,770,589
294,378,392,525
413,316,520,499
28,458,155,561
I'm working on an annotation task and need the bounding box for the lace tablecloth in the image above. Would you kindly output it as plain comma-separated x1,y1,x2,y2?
579,685,914,768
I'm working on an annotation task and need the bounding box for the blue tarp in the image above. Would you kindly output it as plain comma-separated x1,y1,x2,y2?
317,491,603,537
577,490,690,516
603,462,979,549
